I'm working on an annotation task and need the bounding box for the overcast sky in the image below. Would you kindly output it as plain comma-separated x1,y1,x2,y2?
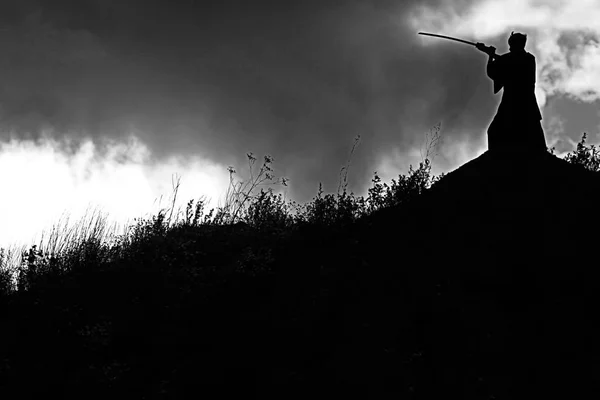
1,0,599,250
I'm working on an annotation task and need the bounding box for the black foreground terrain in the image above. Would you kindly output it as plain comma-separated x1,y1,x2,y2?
1,149,599,399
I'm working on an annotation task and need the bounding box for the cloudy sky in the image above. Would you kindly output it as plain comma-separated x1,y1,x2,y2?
0,0,598,250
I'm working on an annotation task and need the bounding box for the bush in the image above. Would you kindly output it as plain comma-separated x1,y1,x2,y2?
244,188,293,231
563,132,600,172
366,159,445,212
214,153,289,226
292,183,363,227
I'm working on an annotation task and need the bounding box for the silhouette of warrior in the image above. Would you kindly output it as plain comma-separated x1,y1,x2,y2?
476,32,547,152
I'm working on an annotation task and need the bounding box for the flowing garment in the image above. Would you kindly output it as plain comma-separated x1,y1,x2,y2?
486,50,547,152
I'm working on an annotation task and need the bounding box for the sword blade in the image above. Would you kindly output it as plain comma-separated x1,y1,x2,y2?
418,32,476,47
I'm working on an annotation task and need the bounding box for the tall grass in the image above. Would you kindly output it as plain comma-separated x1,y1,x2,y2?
0,207,125,292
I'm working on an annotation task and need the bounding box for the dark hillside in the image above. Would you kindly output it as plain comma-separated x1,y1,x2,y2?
1,146,599,398
353,149,600,397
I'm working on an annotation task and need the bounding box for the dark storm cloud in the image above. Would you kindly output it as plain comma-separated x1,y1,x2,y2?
0,0,497,202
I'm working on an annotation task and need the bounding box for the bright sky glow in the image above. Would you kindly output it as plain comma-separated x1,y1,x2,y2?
0,132,230,252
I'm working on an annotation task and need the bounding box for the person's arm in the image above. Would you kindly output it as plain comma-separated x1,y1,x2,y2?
487,54,499,80
475,43,500,78
476,43,499,61
487,53,504,94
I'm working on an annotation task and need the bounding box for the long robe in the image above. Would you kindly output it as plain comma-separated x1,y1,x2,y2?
486,50,547,152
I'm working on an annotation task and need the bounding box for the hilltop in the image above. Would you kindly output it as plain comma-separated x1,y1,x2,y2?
355,148,600,397
1,140,599,398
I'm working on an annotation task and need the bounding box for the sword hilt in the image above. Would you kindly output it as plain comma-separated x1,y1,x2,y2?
476,42,498,58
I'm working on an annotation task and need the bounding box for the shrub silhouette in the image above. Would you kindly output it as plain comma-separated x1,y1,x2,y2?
562,132,600,172
244,188,293,230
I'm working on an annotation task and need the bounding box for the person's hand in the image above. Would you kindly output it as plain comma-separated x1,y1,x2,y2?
476,43,496,57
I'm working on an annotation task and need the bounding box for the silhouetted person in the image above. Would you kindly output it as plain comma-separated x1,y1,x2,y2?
477,32,547,153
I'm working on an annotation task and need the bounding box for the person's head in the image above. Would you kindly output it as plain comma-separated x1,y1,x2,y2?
508,31,527,51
